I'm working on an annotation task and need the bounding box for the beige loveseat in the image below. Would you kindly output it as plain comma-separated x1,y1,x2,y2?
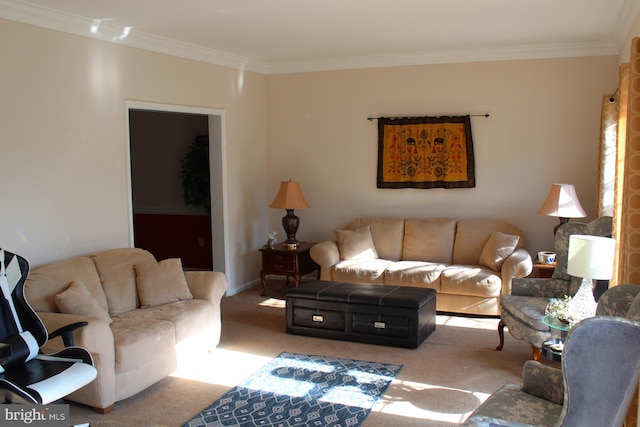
23,247,228,413
310,217,532,316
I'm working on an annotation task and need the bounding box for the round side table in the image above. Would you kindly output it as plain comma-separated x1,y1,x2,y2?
541,314,570,362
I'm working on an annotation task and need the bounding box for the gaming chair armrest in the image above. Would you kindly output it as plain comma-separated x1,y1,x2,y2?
48,321,89,347
0,343,11,364
37,312,114,360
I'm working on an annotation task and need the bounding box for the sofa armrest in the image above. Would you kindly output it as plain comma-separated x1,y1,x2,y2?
521,360,564,405
37,311,116,410
184,271,228,305
310,241,340,281
500,248,533,295
38,312,114,382
38,312,114,356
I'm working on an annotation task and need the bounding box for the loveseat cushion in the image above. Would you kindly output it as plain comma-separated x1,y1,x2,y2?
453,220,525,265
345,217,404,261
55,280,113,325
110,317,175,373
335,226,378,260
331,259,393,284
402,218,456,263
479,232,520,271
134,258,193,308
90,248,156,315
383,261,445,290
440,265,502,297
121,299,216,344
25,256,108,313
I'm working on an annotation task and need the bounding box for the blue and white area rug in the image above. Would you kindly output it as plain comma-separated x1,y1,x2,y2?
183,352,402,427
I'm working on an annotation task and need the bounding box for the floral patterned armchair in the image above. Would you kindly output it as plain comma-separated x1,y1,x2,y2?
496,216,613,360
462,291,640,427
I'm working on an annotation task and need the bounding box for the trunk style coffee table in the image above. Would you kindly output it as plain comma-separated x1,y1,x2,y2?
285,280,436,348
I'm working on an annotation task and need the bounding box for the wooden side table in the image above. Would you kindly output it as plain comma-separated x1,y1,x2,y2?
532,263,556,278
259,242,319,296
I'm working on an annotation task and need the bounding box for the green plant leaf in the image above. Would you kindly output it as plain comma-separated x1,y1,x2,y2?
181,135,211,214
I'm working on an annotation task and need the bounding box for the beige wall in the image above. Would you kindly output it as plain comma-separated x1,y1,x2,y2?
0,19,268,293
266,57,618,256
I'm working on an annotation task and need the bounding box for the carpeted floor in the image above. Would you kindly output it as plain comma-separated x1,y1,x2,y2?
183,351,402,427
69,281,534,427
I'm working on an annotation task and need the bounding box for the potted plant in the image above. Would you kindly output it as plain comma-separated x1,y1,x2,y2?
181,135,211,214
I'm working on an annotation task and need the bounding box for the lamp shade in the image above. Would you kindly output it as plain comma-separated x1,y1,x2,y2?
269,181,310,209
567,235,616,280
537,183,587,218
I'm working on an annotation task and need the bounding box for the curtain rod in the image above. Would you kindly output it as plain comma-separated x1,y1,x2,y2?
367,114,489,121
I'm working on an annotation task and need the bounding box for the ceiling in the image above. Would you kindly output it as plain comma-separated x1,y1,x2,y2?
1,0,639,74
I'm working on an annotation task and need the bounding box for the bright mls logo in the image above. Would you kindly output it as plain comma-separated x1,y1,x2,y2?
2,405,69,426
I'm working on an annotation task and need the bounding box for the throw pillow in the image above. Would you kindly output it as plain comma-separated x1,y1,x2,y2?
335,226,378,260
134,258,193,308
479,232,520,271
55,280,113,325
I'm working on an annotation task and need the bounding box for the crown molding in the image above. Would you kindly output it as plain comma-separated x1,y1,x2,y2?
0,0,630,76
0,0,269,73
263,41,619,75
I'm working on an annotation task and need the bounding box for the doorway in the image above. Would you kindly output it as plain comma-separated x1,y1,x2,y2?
124,101,229,276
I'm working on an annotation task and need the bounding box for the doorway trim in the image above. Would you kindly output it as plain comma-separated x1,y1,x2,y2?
124,100,229,277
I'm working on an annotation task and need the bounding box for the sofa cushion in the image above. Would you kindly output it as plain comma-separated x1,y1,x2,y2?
479,232,520,271
453,220,525,265
383,261,445,291
121,299,216,344
134,258,193,308
91,248,156,315
25,256,109,313
331,259,392,284
402,218,456,263
55,280,113,325
110,317,176,373
335,226,378,260
345,217,404,261
440,265,502,297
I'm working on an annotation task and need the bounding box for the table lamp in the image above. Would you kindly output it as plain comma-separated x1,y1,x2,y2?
537,183,587,234
566,234,615,321
269,180,310,244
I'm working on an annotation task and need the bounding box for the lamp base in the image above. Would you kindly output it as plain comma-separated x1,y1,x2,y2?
568,277,597,322
554,217,569,235
282,209,300,244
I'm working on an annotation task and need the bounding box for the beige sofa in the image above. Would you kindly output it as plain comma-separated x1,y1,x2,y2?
23,247,228,413
310,217,532,316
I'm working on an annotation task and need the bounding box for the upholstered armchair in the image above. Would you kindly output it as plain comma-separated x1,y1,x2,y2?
462,310,640,426
496,216,612,360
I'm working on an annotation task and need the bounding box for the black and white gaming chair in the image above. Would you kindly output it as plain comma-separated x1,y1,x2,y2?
0,248,97,404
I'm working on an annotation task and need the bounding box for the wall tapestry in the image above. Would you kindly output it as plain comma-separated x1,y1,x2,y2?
377,115,475,189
